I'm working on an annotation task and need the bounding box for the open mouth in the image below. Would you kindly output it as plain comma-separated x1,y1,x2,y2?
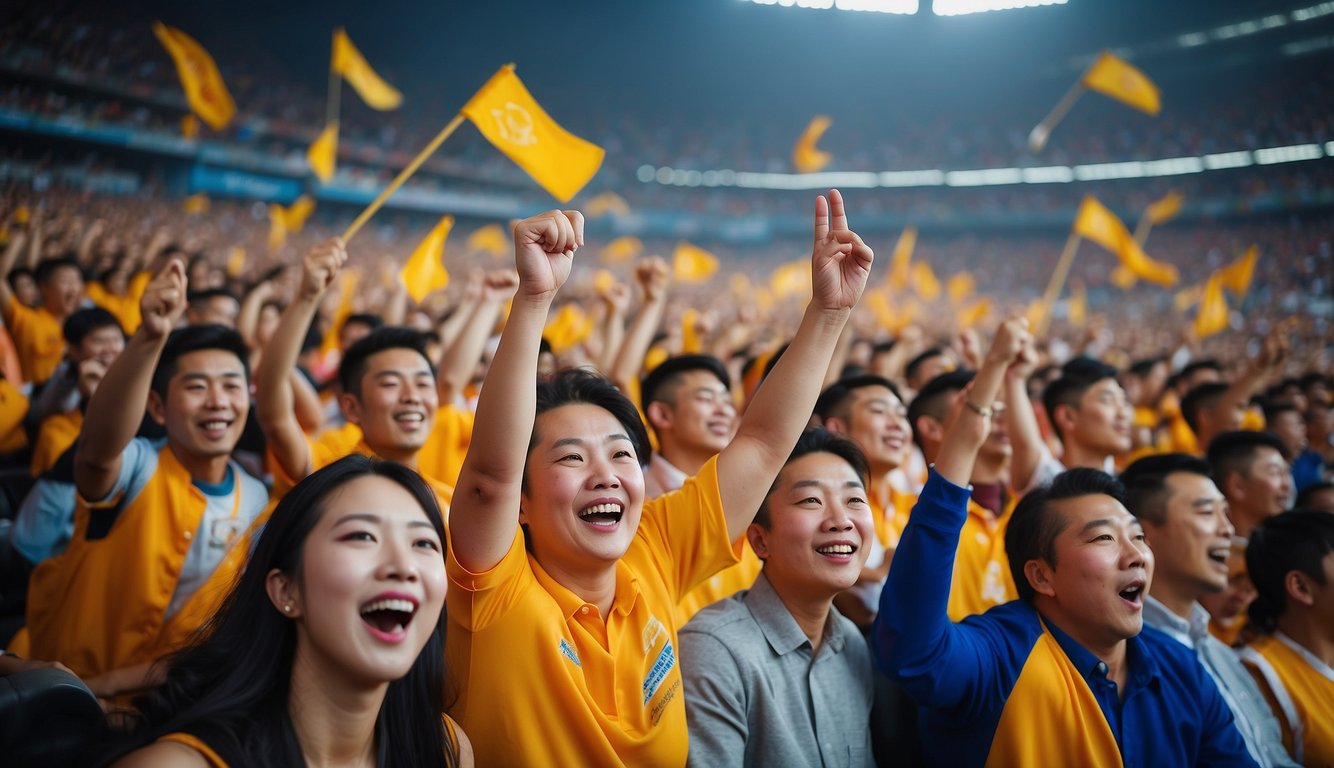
359,597,417,640
815,542,858,562
1207,546,1231,569
197,419,233,438
394,412,427,430
1117,581,1144,607
578,502,624,529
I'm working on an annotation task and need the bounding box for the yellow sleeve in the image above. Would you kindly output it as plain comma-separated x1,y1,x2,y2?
636,455,738,600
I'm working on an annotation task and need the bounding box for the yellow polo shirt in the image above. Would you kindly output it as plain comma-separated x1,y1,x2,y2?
417,405,474,489
4,302,64,384
446,456,737,766
31,409,81,476
948,496,1018,622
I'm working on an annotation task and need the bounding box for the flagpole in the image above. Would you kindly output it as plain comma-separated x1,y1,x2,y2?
341,113,466,242
1028,82,1086,154
327,38,341,128
1132,214,1152,245
1035,231,1081,335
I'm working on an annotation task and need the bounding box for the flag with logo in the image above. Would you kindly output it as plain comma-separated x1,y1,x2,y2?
673,242,719,284
1072,196,1178,287
308,122,339,182
461,64,605,203
1081,51,1160,116
332,29,402,110
400,216,453,303
793,115,833,174
153,22,236,130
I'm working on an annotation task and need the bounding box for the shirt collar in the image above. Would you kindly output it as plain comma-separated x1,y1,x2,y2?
647,454,688,491
529,554,643,621
744,572,843,656
1143,596,1213,649
1041,610,1161,689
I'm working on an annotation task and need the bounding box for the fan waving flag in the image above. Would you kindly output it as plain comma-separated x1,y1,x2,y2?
401,216,454,303
1081,51,1160,116
152,22,236,130
462,64,605,203
332,29,402,110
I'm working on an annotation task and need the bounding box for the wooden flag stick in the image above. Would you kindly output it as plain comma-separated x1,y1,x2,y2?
1132,214,1153,245
1028,82,1086,154
1035,230,1081,335
341,113,466,243
326,34,342,128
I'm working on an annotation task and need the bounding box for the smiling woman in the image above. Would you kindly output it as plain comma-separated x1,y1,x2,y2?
101,455,471,768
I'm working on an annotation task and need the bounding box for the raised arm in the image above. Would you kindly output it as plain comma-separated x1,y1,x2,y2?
935,318,1028,486
256,239,347,481
450,211,581,572
1001,333,1044,491
593,281,630,375
715,189,872,540
0,229,24,316
609,258,669,395
74,260,188,501
236,277,277,351
436,269,516,406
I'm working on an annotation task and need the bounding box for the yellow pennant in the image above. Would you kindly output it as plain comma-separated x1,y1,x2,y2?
153,22,236,130
957,298,993,330
793,115,833,174
593,269,617,294
181,114,199,139
461,64,605,203
1216,245,1258,298
602,235,643,265
1081,51,1160,116
681,308,702,354
1025,298,1049,331
911,261,941,302
673,241,719,284
182,194,210,215
225,247,247,278
946,271,975,305
1173,283,1203,313
888,226,916,292
544,303,593,354
308,121,339,183
770,259,812,299
400,216,453,303
1111,265,1138,290
268,206,288,252
1073,196,1178,287
585,191,631,219
465,223,509,257
1194,275,1229,338
332,29,402,110
1144,191,1183,225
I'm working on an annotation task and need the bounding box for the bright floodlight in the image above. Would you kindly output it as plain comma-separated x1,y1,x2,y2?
742,0,919,14
933,0,1067,16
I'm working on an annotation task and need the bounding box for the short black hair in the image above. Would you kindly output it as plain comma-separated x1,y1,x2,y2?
640,354,731,409
528,368,652,482
1295,482,1334,510
1180,382,1231,435
6,267,34,291
1119,453,1213,526
904,347,945,385
1180,359,1223,381
337,327,434,398
907,369,975,450
753,428,869,529
63,307,124,347
1005,468,1127,602
1246,509,1334,633
342,313,384,334
1128,357,1166,378
814,374,902,424
188,288,239,307
34,257,83,285
1206,430,1288,487
1261,399,1300,426
151,324,251,398
1041,357,1120,443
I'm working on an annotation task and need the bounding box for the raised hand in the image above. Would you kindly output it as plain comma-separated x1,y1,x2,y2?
139,259,188,340
482,268,520,302
299,238,347,301
810,189,873,313
985,316,1031,371
634,256,669,302
512,210,583,299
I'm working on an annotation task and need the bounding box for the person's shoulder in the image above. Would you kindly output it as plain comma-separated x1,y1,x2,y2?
680,590,753,638
1136,623,1213,683
110,740,215,768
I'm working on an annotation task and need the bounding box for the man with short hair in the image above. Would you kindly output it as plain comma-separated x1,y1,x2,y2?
1207,431,1294,539
1263,400,1323,493
903,346,953,394
875,317,1254,766
640,354,737,498
681,428,875,767
26,307,125,466
184,288,240,329
1240,510,1334,766
1121,453,1297,767
0,231,86,386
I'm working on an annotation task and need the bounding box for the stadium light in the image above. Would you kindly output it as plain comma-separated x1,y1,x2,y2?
932,0,1066,17
740,0,918,13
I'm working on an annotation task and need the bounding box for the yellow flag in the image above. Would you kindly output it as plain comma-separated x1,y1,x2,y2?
1068,282,1087,328
152,22,236,130
771,260,811,299
1173,283,1204,313
602,236,643,265
911,261,941,301
1194,275,1229,338
1073,196,1178,287
465,223,509,257
1025,298,1048,330
1081,51,1160,116
673,242,719,284
181,114,199,139
1111,265,1138,290
544,303,593,354
308,121,339,183
946,271,975,305
320,271,359,358
957,298,993,330
867,292,896,332
888,226,916,292
593,269,617,294
400,216,453,303
1216,245,1257,298
268,206,288,252
225,247,246,278
1144,191,1183,225
272,196,315,233
585,191,630,219
331,29,402,110
793,115,833,174
681,308,702,354
182,194,210,215
461,64,605,203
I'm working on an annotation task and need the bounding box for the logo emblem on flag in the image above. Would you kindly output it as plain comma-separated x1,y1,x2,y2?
492,102,537,146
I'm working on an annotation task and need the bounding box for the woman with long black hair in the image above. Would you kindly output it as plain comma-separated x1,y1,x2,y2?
105,454,470,767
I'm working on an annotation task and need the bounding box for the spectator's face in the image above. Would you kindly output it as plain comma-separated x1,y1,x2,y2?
344,348,438,461
191,296,240,328
151,349,249,460
749,452,873,597
1030,494,1153,648
1267,411,1308,457
1197,544,1255,625
653,370,735,457
828,385,910,476
1231,447,1293,518
1066,378,1132,455
1141,473,1233,601
11,273,38,307
521,403,646,571
41,265,83,317
908,354,950,391
74,325,125,366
